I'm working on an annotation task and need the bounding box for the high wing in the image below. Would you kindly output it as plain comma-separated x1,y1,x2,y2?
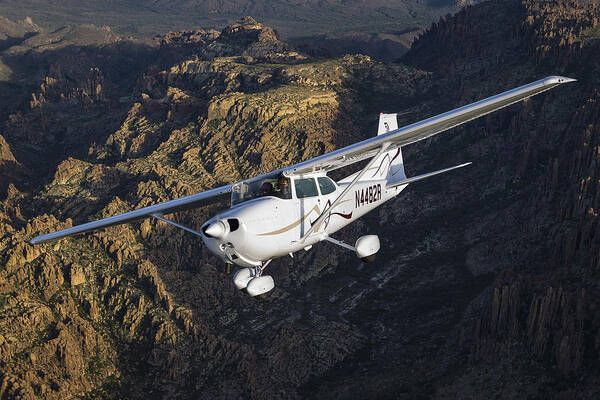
29,184,232,244
283,76,575,176
29,76,574,245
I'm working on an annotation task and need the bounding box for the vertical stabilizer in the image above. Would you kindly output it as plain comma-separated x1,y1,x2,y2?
368,114,406,182
378,113,398,135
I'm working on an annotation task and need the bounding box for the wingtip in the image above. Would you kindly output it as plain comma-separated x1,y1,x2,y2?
29,235,50,245
545,76,577,85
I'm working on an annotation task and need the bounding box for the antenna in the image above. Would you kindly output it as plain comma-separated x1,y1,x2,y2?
259,135,275,175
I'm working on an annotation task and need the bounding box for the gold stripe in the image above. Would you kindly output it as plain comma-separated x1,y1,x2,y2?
257,199,353,236
258,204,321,236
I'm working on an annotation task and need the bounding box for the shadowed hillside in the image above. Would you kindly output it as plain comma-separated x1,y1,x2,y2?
0,0,469,61
0,0,459,36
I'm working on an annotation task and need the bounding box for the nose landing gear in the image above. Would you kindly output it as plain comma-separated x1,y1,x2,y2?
232,260,275,297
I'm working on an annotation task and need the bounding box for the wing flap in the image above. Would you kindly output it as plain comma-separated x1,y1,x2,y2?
29,184,232,244
285,76,575,176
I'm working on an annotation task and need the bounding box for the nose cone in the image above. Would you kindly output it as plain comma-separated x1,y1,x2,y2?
204,220,228,239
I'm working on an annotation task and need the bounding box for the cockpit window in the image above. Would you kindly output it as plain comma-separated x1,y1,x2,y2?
231,172,291,206
317,177,336,195
294,178,319,198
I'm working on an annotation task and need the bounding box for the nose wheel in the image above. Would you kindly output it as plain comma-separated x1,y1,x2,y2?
232,260,275,297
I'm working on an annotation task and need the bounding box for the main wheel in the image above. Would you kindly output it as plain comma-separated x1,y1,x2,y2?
246,275,275,297
232,268,254,290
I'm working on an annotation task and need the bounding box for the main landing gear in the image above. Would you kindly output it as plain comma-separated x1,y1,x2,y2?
233,260,275,297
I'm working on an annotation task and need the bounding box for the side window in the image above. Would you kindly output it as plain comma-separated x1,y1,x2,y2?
317,177,336,195
294,178,318,198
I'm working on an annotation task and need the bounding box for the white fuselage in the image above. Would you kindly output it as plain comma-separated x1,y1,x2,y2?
201,174,406,267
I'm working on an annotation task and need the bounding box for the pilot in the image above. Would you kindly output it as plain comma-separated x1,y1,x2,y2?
260,182,274,197
278,175,291,198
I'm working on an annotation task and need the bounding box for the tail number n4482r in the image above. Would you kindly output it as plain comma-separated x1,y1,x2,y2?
355,184,381,208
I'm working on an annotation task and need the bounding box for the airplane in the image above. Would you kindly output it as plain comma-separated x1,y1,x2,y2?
30,76,575,297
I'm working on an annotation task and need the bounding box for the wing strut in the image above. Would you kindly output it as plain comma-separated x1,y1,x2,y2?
151,214,204,237
300,143,391,242
323,236,355,252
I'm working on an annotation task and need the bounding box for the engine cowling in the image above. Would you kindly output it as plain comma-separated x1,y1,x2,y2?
355,235,380,262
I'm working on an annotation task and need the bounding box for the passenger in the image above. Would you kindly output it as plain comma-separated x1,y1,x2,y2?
259,182,274,197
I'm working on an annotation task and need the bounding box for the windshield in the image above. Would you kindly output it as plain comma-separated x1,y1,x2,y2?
231,172,292,206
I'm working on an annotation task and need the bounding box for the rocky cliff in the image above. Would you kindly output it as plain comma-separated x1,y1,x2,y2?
402,0,600,398
0,15,429,399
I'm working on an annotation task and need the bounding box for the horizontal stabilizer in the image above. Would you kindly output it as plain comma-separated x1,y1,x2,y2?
387,162,472,188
